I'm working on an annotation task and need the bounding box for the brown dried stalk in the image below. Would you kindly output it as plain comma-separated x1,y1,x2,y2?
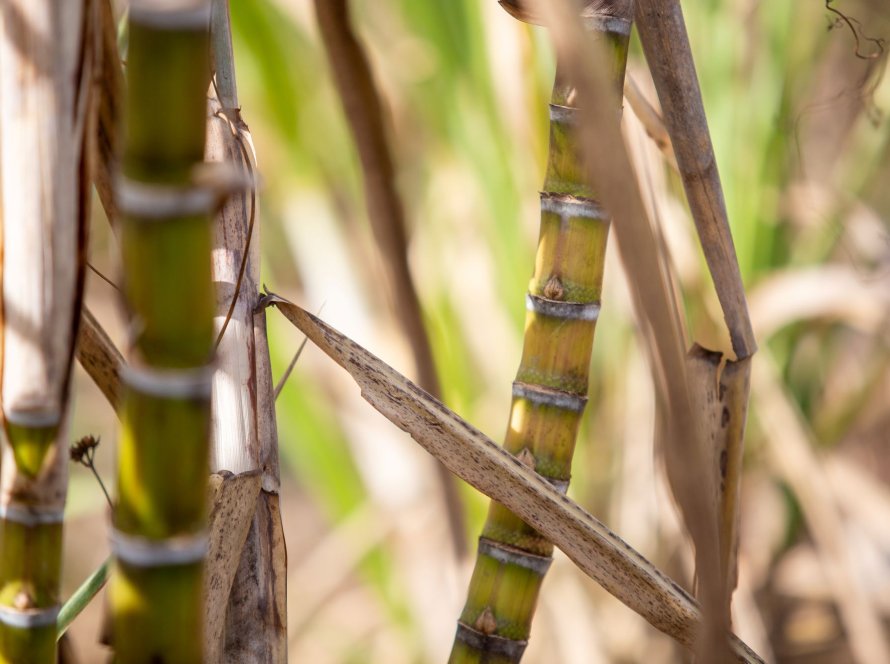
207,1,287,661
634,0,757,361
313,0,466,557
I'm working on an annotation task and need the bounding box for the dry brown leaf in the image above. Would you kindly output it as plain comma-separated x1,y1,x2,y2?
76,307,124,414
263,293,764,663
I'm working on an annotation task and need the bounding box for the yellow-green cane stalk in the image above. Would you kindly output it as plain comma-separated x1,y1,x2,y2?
450,3,633,661
110,2,215,662
0,1,92,661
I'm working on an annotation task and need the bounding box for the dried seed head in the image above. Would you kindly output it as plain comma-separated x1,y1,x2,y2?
474,607,498,635
70,434,100,463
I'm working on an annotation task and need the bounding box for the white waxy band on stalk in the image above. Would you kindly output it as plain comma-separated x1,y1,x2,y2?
3,409,60,429
111,529,208,568
117,177,217,221
547,477,570,495
130,1,212,30
121,364,213,400
455,622,528,659
526,294,601,321
512,381,587,413
478,538,553,575
584,15,632,36
0,504,65,526
540,194,607,221
0,605,60,629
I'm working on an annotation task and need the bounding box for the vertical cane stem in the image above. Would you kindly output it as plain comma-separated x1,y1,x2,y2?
449,4,633,661
110,2,214,662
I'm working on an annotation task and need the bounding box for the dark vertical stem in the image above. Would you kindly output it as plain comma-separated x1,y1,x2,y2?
313,0,467,558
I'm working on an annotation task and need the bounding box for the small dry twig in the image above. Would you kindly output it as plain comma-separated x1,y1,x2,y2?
825,0,886,60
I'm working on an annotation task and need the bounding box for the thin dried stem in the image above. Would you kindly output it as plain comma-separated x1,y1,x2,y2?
274,336,309,401
212,112,256,350
623,75,678,171
635,0,757,360
825,0,886,60
87,262,120,292
313,0,467,559
76,307,124,414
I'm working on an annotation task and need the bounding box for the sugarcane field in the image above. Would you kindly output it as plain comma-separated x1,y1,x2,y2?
0,0,888,662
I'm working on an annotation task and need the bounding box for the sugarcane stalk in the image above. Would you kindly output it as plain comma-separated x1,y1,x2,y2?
529,0,731,655
450,3,633,661
110,2,215,662
0,0,92,661
633,0,756,361
205,1,287,660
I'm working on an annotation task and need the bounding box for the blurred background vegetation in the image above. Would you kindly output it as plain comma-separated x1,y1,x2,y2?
67,0,888,662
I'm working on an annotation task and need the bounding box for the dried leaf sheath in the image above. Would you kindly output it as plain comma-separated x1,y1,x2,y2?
313,0,467,557
0,0,91,660
450,5,633,661
205,2,287,658
110,2,215,662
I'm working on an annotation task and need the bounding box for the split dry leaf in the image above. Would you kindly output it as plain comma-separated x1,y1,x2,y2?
92,0,123,221
262,293,764,663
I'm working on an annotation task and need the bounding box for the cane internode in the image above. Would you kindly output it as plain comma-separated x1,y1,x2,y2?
450,3,633,661
110,3,215,663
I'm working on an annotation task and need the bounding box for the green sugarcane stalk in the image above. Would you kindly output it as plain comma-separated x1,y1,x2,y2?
449,3,633,661
0,1,92,661
110,2,215,662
